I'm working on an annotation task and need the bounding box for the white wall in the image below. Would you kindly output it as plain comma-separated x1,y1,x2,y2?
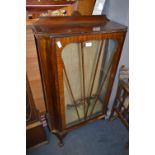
102,0,129,114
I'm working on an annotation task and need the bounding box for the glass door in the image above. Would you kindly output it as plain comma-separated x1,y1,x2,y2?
61,39,117,127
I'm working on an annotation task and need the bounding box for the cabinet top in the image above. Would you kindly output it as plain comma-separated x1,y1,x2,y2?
32,15,127,37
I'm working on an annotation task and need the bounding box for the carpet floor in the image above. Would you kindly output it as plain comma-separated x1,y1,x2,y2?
27,119,129,155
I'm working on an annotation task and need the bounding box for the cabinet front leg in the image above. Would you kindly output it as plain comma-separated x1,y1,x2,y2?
52,130,67,147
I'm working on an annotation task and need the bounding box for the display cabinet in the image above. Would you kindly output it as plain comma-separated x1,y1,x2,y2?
32,15,127,146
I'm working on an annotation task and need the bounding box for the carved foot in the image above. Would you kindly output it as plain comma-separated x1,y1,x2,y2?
52,130,67,147
58,141,64,147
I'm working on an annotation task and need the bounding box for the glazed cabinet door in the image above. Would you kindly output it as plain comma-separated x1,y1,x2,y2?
55,36,119,128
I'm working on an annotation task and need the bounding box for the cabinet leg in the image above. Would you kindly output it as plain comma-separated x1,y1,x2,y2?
52,130,67,147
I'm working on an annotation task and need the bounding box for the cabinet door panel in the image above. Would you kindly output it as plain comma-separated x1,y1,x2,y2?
61,39,117,127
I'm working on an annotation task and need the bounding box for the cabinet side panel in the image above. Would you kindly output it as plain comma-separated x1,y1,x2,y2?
34,35,61,131
102,32,127,114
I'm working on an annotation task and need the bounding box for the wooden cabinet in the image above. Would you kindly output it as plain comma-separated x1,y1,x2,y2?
32,15,127,146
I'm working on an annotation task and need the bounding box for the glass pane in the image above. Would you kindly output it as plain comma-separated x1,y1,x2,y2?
61,39,117,127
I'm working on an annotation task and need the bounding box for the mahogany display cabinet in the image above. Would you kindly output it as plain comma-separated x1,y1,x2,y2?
32,15,127,146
